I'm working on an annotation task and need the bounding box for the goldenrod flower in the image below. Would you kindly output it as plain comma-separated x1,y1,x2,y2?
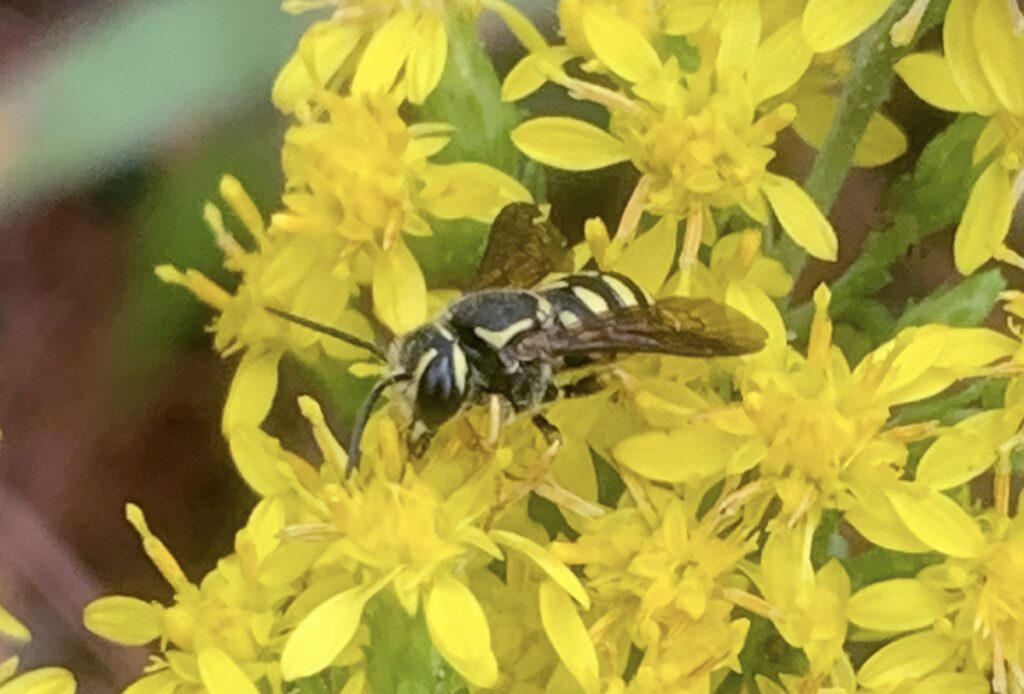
895,0,1024,274
274,0,546,113
552,489,753,692
85,502,311,694
508,3,839,264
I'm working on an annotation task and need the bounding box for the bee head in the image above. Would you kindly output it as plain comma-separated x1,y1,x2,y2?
390,324,471,456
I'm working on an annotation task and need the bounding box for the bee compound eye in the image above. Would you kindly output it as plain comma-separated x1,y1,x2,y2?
415,353,463,428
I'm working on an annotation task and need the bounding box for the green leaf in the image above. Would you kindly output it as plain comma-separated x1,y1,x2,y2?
786,115,987,340
408,6,532,287
841,542,942,593
896,268,1006,330
886,115,987,227
891,381,988,427
365,592,466,694
0,0,301,213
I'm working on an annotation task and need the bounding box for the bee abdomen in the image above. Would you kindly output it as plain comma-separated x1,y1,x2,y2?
540,271,651,329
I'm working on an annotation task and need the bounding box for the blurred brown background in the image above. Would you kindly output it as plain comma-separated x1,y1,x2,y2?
0,1,1019,692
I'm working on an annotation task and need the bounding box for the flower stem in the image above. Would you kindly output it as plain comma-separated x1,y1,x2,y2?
773,0,950,279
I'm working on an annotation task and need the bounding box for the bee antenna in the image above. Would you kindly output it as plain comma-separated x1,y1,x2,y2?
264,306,386,361
346,371,411,476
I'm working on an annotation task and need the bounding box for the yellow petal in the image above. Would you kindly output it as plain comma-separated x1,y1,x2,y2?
481,0,548,52
272,23,362,114
609,215,678,294
857,631,956,690
614,425,736,482
886,486,986,558
0,607,29,643
83,596,161,646
122,671,178,694
287,272,354,351
726,282,787,357
894,53,973,112
501,47,574,102
916,411,1004,490
222,349,281,434
539,581,600,694
748,19,813,103
406,13,447,104
973,118,1005,165
663,0,716,35
0,659,19,687
512,117,629,171
846,486,932,553
793,95,907,167
716,0,761,75
974,0,1024,115
0,668,76,694
373,241,427,334
944,0,998,114
908,672,991,694
490,530,590,608
281,578,389,680
762,174,837,261
581,4,661,83
425,574,498,688
854,111,908,167
954,161,1014,274
419,163,531,222
351,9,417,96
226,426,293,497
802,0,893,52
848,579,956,631
197,649,258,694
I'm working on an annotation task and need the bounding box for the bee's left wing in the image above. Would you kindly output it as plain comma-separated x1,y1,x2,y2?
512,296,768,360
470,202,571,290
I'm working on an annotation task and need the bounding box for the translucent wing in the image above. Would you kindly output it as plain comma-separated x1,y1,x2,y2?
512,296,768,360
471,202,570,290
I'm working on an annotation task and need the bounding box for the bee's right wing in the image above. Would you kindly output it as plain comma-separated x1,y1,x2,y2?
470,202,571,290
512,296,768,360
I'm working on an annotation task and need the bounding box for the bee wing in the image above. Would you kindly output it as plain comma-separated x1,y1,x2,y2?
471,202,571,290
513,296,768,360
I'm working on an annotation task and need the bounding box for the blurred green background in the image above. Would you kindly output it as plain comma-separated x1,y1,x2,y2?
0,2,1020,692
0,2,301,689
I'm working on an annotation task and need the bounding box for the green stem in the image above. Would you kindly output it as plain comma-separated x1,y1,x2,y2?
774,0,950,279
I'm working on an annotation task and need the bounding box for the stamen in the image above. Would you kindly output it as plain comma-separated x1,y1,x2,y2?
220,174,267,245
723,588,782,619
678,205,704,290
202,203,245,259
561,77,644,115
613,175,651,248
890,0,933,47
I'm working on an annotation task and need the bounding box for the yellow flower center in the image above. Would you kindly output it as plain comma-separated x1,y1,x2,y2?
611,84,796,215
279,94,421,242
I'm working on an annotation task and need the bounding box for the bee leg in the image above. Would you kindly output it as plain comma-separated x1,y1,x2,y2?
558,373,606,399
484,394,512,449
531,414,562,463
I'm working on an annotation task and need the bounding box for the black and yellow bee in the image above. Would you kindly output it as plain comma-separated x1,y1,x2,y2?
269,203,767,471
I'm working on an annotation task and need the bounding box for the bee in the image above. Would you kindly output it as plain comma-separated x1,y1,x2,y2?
267,203,767,472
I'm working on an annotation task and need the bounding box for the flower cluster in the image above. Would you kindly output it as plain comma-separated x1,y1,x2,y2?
78,1,1024,693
